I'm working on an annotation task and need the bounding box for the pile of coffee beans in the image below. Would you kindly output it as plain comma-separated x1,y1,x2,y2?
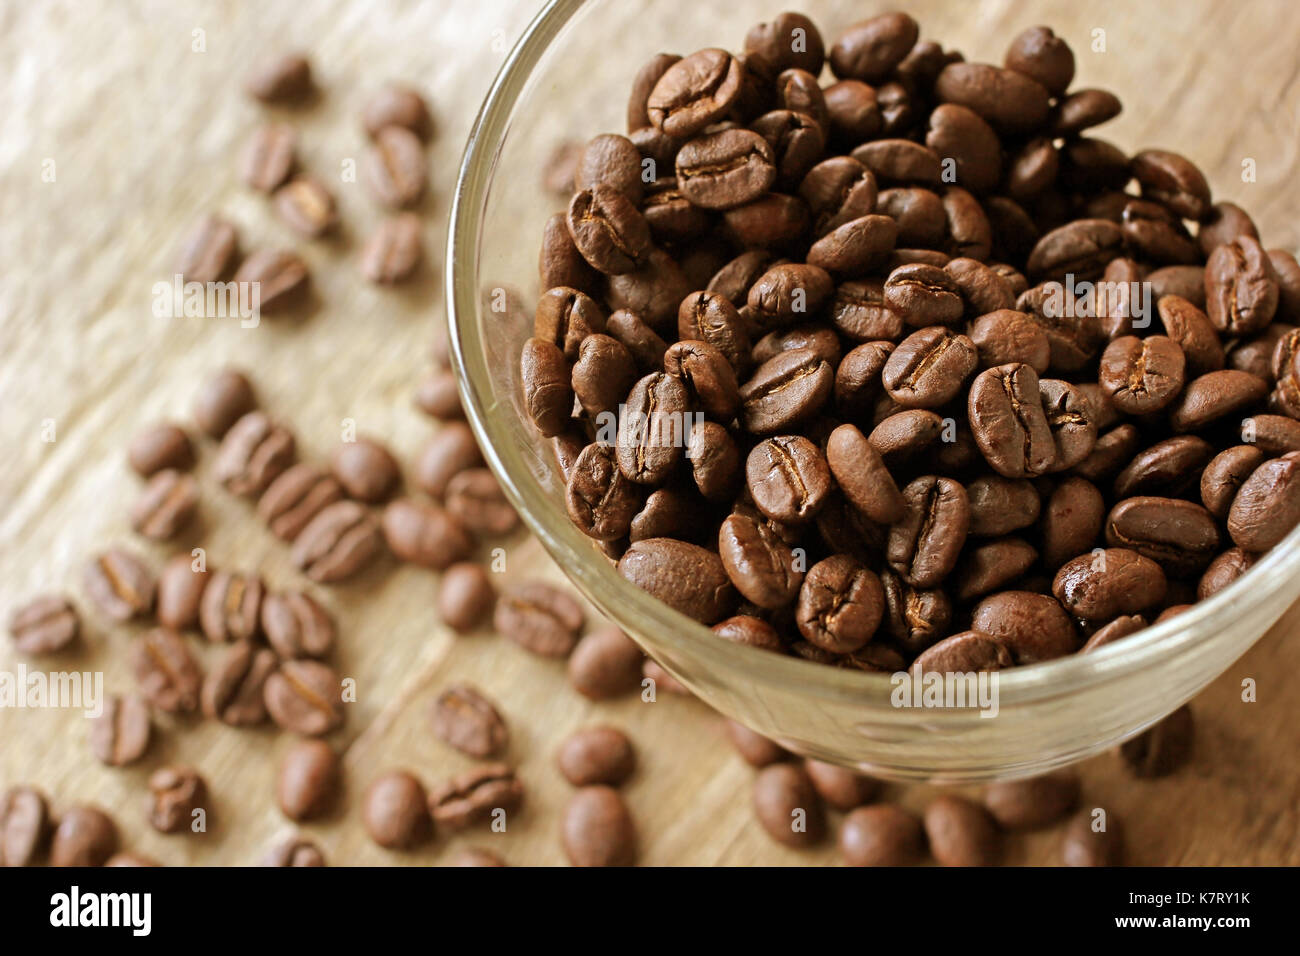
522,11,1300,673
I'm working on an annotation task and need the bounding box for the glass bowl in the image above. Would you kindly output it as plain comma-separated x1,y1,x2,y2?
446,0,1300,781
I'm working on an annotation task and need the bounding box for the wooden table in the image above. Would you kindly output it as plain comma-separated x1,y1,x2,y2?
1,0,1297,866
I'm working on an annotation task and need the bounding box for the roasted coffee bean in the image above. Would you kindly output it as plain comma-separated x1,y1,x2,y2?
294,500,384,581
971,591,1077,662
840,805,924,867
274,176,337,237
127,422,194,478
361,213,424,283
215,411,296,496
968,310,1049,374
1245,414,1300,455
1098,335,1185,414
924,794,1001,866
834,341,893,418
713,614,783,651
1168,370,1267,433
1052,548,1167,620
1128,148,1210,220
199,570,263,643
754,325,842,368
807,215,899,275
804,760,878,812
745,11,824,78
175,214,238,283
132,628,202,713
617,538,736,624
89,695,151,767
875,187,946,247
261,591,334,659
331,438,400,503
817,78,877,144
607,249,692,331
724,720,788,766
630,486,701,542
1198,548,1256,599
664,339,741,428
201,641,277,725
796,555,884,653
945,258,1016,314
747,264,835,329
707,250,774,305
85,548,155,621
415,423,484,499
676,292,752,373
9,595,78,655
568,626,643,699
1026,218,1124,281
647,48,743,138
627,53,681,131
432,684,508,758
966,475,1040,537
363,83,432,139
831,282,902,344
718,509,803,609
147,767,206,834
131,469,198,540
798,158,877,239
452,847,506,867
257,463,344,541
0,787,50,867
1205,235,1278,336
571,334,635,420
575,133,645,202
825,424,903,524
955,539,1038,602
1039,379,1096,470
363,125,426,208
887,476,969,588
605,309,669,372
913,629,1014,673
869,409,944,462
438,562,496,634
244,51,312,102
567,184,653,276
233,249,309,310
830,12,918,82
969,363,1056,477
1041,477,1105,567
566,442,642,542
362,772,431,849
750,108,825,187
1051,88,1121,136
853,140,941,187
1228,454,1300,551
540,213,599,296
193,368,256,439
616,372,691,484
1105,497,1220,574
1157,295,1224,377
746,436,832,524
241,121,298,194
428,763,524,830
49,806,118,867
562,785,636,866
880,570,951,653
739,348,833,433
558,726,636,787
926,103,1002,194
674,128,775,210
753,762,824,848
380,497,471,569
277,740,340,822
984,771,1079,830
1075,424,1141,483
1120,704,1194,777
446,468,518,537
264,659,344,736
1080,614,1148,652
1201,446,1266,519
495,581,584,657
1270,248,1300,322
882,326,977,407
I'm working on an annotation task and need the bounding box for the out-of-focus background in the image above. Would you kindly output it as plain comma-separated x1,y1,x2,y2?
1,0,1297,865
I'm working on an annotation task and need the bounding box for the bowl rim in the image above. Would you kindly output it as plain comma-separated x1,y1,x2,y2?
445,0,1300,714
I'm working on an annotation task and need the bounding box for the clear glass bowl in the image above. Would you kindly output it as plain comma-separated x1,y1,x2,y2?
446,0,1300,781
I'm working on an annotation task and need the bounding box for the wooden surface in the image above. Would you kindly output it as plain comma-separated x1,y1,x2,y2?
1,0,1298,866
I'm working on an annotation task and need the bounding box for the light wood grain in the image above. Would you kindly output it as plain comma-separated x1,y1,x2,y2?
1,0,1297,866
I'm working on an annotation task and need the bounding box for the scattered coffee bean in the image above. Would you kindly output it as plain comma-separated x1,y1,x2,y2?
49,805,117,867
0,787,51,867
363,83,432,140
332,437,400,503
753,762,824,848
263,659,344,736
276,739,340,822
89,694,151,767
839,804,924,866
293,500,385,582
561,785,636,867
132,628,202,713
361,213,424,283
1062,807,1124,866
258,463,345,541
494,580,584,657
193,368,256,439
176,215,238,282
984,771,1079,829
244,51,312,102
380,497,472,569
362,771,431,849
9,595,78,655
431,684,508,758
437,562,496,633
233,248,310,310
364,125,427,208
427,763,524,830
923,794,1000,866
1119,704,1194,778
240,122,297,192
557,726,636,787
128,422,194,477
85,548,155,622
262,837,326,867
567,625,643,699
261,590,335,659
201,641,277,725
199,570,264,643
147,767,206,834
